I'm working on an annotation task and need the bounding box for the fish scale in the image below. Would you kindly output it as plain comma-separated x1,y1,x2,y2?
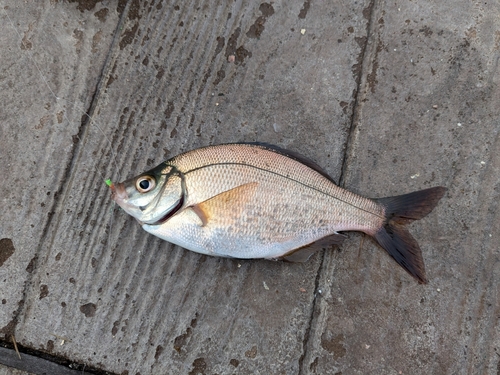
111,143,446,283
174,145,383,228
185,171,343,236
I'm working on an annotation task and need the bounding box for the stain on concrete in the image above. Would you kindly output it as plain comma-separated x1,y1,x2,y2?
35,115,50,130
224,27,252,65
235,45,252,64
73,29,84,54
39,284,49,299
20,23,33,50
92,30,103,53
226,27,241,58
362,1,373,20
121,319,129,333
339,101,349,114
68,0,101,13
298,0,311,19
229,358,239,367
155,65,165,80
309,356,318,372
94,7,109,22
80,302,97,317
259,2,275,17
173,315,198,352
112,320,120,336
0,238,15,267
57,111,64,123
213,69,225,85
245,345,258,358
215,36,225,56
117,0,127,15
321,332,346,360
26,255,37,273
120,22,139,50
0,314,19,337
197,35,227,91
162,100,174,118
419,25,433,37
46,339,54,352
246,3,275,39
189,357,207,375
128,0,142,20
154,345,164,360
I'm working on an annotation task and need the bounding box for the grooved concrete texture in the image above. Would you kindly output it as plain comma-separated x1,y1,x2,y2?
1,1,499,374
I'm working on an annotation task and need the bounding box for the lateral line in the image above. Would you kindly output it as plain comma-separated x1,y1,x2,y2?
181,162,384,219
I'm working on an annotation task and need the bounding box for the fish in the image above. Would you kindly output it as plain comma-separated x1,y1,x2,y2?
110,143,446,284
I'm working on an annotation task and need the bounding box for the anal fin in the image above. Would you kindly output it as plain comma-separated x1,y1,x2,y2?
280,233,346,263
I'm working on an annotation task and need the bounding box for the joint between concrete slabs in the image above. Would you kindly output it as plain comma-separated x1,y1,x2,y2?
297,249,327,375
0,344,107,375
339,0,377,189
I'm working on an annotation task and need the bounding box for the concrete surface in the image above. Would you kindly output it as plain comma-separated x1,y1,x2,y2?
0,0,499,374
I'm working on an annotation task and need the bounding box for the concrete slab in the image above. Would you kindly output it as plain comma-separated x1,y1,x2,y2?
1,0,499,374
0,0,120,349
2,1,369,374
303,0,500,374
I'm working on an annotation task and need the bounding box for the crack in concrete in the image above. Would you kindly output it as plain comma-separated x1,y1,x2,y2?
297,0,377,373
0,344,114,375
339,0,377,188
297,249,327,375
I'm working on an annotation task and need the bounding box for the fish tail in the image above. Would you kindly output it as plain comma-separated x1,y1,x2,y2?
372,186,447,284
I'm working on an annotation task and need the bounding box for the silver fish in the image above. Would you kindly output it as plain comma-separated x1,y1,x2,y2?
110,143,446,283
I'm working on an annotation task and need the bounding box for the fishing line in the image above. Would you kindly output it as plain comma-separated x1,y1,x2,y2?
3,5,121,253
2,6,121,183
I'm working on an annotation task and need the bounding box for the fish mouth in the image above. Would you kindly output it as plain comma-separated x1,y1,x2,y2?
110,182,127,202
148,193,185,226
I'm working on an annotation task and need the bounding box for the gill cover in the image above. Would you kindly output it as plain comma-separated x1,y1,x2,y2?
119,164,185,225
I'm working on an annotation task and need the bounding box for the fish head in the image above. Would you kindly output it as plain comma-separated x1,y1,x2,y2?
111,163,185,225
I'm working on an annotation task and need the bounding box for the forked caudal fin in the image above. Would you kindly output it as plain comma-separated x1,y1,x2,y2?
372,186,447,284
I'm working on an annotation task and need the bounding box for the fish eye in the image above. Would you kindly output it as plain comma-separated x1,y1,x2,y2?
135,176,156,193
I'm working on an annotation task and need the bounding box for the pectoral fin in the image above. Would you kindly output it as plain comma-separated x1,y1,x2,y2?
190,182,259,226
280,233,347,262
